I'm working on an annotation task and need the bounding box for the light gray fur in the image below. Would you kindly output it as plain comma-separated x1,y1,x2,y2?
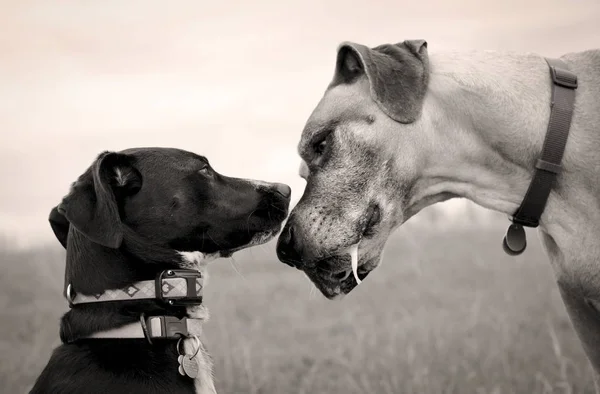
289,39,600,390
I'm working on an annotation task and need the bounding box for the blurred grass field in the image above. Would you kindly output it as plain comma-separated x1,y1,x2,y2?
0,218,595,393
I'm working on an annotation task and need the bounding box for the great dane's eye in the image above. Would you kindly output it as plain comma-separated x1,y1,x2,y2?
311,127,334,157
314,140,327,155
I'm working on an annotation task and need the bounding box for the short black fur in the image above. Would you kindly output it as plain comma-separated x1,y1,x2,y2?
30,147,291,394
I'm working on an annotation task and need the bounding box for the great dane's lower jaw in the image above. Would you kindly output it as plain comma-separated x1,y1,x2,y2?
278,201,386,299
32,147,291,394
276,40,600,387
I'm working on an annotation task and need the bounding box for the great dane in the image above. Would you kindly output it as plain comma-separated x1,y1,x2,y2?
276,40,600,388
31,148,291,394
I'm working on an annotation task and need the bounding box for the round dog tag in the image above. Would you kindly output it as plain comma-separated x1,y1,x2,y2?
503,224,527,256
182,355,199,379
177,355,185,376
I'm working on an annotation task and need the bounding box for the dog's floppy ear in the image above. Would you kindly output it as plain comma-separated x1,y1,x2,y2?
330,39,429,124
57,151,142,249
49,206,70,249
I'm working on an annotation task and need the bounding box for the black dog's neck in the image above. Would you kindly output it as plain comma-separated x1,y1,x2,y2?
60,227,191,344
65,228,182,293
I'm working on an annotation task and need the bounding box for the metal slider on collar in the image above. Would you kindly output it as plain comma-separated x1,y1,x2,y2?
65,283,75,308
155,269,204,307
549,65,578,89
535,159,562,174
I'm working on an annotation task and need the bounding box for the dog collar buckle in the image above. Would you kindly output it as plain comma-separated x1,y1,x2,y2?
156,269,204,306
146,315,191,339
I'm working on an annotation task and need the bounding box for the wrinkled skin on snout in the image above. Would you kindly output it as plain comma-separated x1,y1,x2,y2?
276,84,414,298
277,40,431,299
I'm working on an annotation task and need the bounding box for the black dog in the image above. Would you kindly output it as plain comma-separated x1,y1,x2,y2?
30,148,291,394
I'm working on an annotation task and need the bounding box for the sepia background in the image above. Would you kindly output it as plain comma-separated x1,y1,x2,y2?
1,0,599,392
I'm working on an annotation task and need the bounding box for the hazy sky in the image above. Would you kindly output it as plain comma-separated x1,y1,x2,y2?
1,0,599,247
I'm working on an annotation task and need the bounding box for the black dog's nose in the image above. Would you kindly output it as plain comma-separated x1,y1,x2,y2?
276,224,303,268
273,183,292,199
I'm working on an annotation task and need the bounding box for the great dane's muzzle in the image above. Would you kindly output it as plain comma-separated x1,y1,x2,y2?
277,203,381,270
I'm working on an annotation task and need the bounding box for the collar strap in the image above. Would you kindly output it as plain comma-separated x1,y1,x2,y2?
503,57,577,255
85,315,200,341
66,269,204,307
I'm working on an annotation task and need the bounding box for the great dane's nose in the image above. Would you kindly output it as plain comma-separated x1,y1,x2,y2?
273,183,292,199
276,223,304,268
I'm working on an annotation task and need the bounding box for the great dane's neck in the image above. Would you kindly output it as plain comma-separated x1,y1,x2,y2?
406,49,600,388
406,51,555,222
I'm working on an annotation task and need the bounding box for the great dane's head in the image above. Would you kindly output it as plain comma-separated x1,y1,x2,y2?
276,40,431,298
50,148,291,258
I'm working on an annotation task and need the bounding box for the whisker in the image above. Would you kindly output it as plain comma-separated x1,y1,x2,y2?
268,203,287,213
206,230,222,248
246,208,259,236
229,256,247,281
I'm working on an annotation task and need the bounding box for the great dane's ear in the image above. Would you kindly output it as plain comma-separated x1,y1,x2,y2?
49,206,70,249
56,151,142,249
331,39,429,124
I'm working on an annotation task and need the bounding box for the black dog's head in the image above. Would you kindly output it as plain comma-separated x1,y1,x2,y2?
49,147,291,344
50,147,291,260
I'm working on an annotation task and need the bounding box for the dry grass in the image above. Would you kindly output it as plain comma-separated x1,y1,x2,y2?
0,221,595,393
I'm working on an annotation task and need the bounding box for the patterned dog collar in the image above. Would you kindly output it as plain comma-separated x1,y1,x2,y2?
66,269,204,307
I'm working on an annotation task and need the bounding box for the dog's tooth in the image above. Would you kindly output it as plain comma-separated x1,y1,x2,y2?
349,242,361,284
341,270,352,281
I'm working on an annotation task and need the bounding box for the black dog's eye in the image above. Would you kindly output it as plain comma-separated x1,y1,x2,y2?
198,164,212,176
